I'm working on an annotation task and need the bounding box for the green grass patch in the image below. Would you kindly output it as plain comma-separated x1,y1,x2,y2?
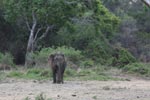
64,66,120,81
6,65,121,81
25,68,52,80
7,71,24,78
7,68,52,80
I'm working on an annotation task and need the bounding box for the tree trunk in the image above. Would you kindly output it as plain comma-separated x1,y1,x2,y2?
25,12,37,67
25,31,34,67
24,12,53,67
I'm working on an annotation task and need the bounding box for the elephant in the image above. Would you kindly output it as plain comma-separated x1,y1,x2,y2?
48,52,66,84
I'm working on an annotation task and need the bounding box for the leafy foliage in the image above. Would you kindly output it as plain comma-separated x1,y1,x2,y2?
1,0,149,69
0,52,15,67
32,46,83,67
55,1,120,64
102,0,150,62
1,0,121,66
85,38,113,64
112,47,136,67
123,63,150,76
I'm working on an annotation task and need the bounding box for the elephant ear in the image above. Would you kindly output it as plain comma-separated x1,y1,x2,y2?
48,54,55,62
61,54,66,62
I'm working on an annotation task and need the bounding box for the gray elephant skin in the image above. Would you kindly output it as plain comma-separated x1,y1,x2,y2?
48,53,66,84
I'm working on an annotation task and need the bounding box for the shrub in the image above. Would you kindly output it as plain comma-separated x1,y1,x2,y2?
25,68,51,80
64,68,76,77
123,63,150,76
112,47,136,67
80,59,94,68
0,52,15,67
7,68,52,80
85,39,113,65
33,46,83,67
7,71,24,78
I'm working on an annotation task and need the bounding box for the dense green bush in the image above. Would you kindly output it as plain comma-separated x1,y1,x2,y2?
0,52,15,67
85,38,113,64
80,59,94,68
32,46,83,67
112,47,136,67
31,45,136,68
123,63,150,76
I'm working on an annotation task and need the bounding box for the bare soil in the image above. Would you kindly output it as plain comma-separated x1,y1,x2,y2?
0,77,150,100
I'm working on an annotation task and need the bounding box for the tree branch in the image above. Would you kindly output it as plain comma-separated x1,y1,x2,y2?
25,17,31,31
34,27,43,42
37,25,55,41
141,0,150,7
26,11,37,52
29,11,37,37
32,11,37,24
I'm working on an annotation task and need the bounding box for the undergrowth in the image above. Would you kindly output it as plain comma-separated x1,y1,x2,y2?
7,68,52,80
123,62,150,77
3,62,150,81
6,65,119,81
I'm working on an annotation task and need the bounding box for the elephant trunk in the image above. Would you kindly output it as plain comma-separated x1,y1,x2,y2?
56,63,63,83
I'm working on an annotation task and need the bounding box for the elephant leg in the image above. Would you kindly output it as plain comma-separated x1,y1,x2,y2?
61,66,66,84
57,74,61,84
56,68,62,84
60,71,64,84
53,70,56,83
61,73,64,84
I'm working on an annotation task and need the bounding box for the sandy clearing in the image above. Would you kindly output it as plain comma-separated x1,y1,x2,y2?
0,79,150,100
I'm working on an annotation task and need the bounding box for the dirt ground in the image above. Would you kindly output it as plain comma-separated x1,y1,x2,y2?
0,77,150,100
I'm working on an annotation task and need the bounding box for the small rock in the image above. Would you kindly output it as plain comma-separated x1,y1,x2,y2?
125,78,131,81
137,96,140,98
103,86,110,90
29,93,33,95
33,80,37,83
72,94,77,97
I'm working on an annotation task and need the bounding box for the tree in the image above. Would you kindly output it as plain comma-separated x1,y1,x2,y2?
3,0,80,66
3,0,120,65
56,0,120,63
102,0,150,62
